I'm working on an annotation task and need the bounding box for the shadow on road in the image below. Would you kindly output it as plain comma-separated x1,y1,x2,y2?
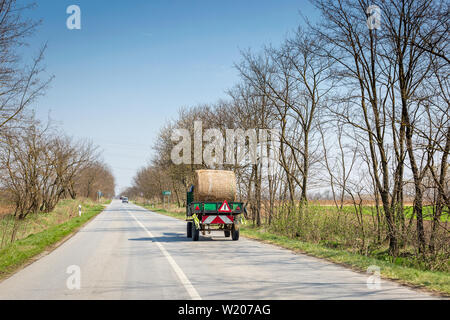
128,232,234,243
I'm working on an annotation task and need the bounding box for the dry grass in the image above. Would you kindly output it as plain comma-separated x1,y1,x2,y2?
0,198,98,249
0,204,13,218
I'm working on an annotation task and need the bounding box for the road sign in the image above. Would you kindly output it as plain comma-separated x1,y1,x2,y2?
162,191,171,209
218,200,232,213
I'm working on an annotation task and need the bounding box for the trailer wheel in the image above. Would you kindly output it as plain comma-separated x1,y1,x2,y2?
231,225,240,241
187,222,192,238
224,230,231,238
192,222,200,241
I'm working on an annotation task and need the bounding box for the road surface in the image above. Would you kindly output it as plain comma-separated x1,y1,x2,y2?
0,200,437,300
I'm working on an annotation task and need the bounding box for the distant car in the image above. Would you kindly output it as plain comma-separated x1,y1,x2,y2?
122,197,129,203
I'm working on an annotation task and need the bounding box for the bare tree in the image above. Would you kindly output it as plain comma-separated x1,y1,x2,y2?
312,0,404,255
0,0,50,130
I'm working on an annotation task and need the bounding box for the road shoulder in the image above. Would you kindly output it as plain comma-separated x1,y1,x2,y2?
0,202,108,283
134,202,448,298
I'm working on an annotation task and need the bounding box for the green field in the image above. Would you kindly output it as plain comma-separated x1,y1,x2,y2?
328,204,450,222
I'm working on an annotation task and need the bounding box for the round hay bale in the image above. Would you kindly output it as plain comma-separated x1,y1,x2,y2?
194,170,236,202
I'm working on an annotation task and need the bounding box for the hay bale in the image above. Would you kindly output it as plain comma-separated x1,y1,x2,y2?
194,170,236,202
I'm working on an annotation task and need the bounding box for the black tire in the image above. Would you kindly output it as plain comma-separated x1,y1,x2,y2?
192,222,200,241
224,230,231,238
231,225,240,241
187,222,192,238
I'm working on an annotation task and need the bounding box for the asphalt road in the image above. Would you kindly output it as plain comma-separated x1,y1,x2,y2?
0,200,437,300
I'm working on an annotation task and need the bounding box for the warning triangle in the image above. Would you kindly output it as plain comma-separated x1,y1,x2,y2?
218,200,232,213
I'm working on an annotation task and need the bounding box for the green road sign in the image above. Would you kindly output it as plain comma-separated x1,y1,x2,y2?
162,191,171,196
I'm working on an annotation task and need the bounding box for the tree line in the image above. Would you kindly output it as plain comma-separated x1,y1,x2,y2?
0,1,115,226
129,0,448,268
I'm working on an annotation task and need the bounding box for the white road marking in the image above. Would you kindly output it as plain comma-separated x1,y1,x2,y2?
127,210,202,300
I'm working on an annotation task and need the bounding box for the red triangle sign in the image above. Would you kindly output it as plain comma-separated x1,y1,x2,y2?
218,200,232,213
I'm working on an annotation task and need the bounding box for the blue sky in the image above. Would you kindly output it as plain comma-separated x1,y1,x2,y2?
24,0,318,192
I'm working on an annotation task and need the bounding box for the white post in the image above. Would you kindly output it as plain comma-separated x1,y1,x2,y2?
78,205,82,217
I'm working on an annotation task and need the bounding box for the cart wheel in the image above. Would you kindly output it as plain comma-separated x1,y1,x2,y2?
231,225,240,241
224,230,231,238
192,222,200,241
187,222,192,238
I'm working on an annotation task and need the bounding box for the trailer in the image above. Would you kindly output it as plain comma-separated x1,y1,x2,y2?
185,186,245,241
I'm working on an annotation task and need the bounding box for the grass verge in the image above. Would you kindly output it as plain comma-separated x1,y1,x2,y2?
0,200,106,280
240,225,449,296
138,202,449,296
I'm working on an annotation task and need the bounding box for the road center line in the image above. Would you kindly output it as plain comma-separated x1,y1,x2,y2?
127,210,201,300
